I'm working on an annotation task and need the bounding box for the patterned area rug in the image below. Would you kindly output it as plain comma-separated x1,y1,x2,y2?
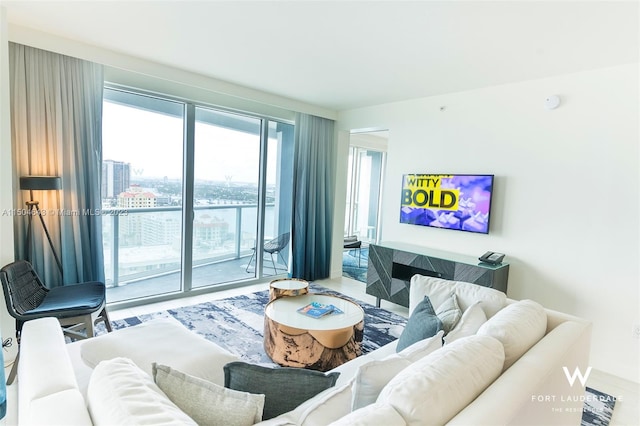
342,247,368,282
107,282,407,365
582,387,617,426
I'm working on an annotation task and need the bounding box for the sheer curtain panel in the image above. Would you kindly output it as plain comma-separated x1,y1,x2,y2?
9,43,105,285
291,113,337,280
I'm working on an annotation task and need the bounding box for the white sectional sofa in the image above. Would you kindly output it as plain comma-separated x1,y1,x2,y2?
12,276,592,425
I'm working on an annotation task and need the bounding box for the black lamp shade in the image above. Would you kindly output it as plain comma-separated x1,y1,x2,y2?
19,176,62,191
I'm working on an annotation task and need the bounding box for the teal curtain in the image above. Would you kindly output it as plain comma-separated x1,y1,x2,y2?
9,43,105,285
291,113,336,280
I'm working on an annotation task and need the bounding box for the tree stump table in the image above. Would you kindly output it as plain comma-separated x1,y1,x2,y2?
268,278,309,301
264,294,364,371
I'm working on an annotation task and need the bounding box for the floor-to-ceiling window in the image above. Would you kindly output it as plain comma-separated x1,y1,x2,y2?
102,86,294,303
345,132,387,243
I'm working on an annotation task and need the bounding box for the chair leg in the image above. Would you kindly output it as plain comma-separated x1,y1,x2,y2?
277,251,288,269
6,350,19,385
245,249,256,272
269,253,277,273
99,307,113,333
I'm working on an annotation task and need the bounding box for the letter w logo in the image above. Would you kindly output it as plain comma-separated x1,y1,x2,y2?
562,366,592,387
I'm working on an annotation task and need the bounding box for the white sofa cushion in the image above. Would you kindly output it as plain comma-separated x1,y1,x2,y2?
351,331,443,410
329,403,406,426
376,334,505,425
409,275,506,318
477,299,547,370
153,363,264,426
25,389,93,426
256,379,354,426
80,317,239,385
18,318,93,426
87,357,197,425
444,301,487,344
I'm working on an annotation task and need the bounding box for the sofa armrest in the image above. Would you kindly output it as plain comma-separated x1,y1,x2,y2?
18,317,93,425
447,319,592,426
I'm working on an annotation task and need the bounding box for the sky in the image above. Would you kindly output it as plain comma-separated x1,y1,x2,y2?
102,101,278,184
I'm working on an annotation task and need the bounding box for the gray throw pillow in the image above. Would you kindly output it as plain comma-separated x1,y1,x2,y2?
152,363,264,426
223,361,340,420
396,296,444,352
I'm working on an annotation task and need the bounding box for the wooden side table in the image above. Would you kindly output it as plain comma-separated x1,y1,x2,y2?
263,294,364,371
268,278,309,301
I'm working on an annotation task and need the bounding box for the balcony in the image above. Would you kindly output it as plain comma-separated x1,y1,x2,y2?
103,203,287,304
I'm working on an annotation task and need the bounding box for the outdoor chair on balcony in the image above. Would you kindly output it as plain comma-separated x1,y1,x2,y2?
343,235,363,267
0,260,112,384
245,232,290,273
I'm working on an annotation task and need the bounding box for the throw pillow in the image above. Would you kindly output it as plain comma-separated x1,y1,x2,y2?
223,361,340,420
435,292,462,333
377,335,505,425
477,299,547,370
87,357,197,425
443,300,487,344
330,402,406,426
351,330,443,410
153,363,265,426
395,296,443,352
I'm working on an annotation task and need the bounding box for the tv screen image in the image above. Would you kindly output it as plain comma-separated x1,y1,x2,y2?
399,174,494,234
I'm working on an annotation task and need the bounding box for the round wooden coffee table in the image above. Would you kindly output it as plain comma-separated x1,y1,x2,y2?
268,278,309,301
264,294,364,371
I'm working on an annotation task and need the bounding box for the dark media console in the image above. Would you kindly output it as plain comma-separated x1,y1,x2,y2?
366,242,509,308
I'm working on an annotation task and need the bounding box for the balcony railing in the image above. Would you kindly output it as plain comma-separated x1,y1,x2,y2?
102,203,278,292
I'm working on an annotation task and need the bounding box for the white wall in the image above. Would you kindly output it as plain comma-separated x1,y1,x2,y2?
336,64,639,382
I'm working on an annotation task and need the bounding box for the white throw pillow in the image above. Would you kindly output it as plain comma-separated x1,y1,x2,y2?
477,299,547,370
376,335,504,425
435,292,462,333
409,275,506,318
351,331,444,410
87,357,197,425
329,403,406,426
153,364,264,426
81,318,239,385
444,301,487,344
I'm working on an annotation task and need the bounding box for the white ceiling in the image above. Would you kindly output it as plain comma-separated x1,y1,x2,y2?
3,1,638,111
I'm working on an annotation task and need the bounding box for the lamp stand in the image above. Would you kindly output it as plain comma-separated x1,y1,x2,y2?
25,200,63,278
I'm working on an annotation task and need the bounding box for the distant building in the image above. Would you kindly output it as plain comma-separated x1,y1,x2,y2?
117,186,157,209
102,160,130,199
194,214,229,247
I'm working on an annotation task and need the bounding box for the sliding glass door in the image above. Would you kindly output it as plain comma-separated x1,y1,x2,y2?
102,89,185,302
102,87,294,302
345,146,385,243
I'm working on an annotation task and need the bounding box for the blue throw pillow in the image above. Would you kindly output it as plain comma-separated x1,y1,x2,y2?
396,296,444,352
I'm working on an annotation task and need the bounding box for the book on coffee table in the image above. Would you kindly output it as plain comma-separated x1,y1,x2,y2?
297,302,342,318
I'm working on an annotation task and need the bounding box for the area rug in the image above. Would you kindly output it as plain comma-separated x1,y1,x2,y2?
342,247,368,282
106,282,407,365
582,386,616,426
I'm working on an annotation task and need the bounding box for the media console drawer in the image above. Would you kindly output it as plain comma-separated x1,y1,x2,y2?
366,242,509,308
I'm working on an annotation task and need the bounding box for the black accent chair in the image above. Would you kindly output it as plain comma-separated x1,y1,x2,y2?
246,232,290,273
0,260,112,384
343,235,363,267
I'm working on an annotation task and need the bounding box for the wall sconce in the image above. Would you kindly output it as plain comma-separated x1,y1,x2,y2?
19,175,63,276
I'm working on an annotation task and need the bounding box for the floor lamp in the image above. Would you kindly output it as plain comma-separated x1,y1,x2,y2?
20,175,63,277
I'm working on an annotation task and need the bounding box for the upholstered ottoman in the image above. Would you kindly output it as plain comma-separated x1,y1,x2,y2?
80,317,239,385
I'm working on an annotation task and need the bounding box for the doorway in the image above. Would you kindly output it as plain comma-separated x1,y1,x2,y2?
345,131,387,243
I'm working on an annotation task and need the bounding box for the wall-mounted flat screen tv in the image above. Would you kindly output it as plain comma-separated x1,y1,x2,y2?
399,174,495,234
